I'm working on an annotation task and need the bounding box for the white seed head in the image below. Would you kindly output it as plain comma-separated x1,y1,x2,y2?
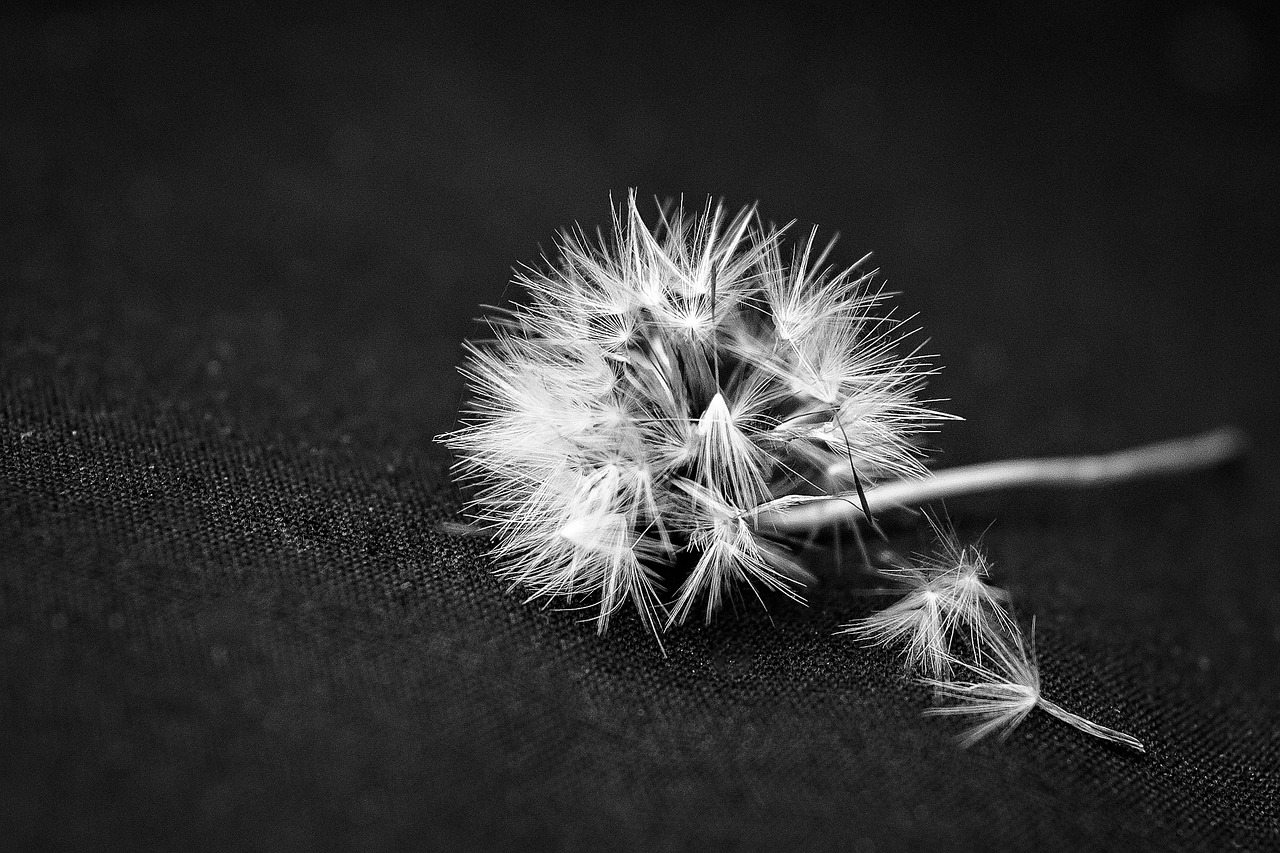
440,191,948,635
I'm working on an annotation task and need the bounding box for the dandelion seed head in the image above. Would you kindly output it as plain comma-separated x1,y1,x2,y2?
440,191,948,635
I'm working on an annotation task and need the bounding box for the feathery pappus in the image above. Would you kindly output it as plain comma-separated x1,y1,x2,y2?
840,525,1145,752
439,191,951,635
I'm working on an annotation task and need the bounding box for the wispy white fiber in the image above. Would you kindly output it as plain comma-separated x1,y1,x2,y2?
923,616,1146,753
838,525,1011,678
440,191,947,634
840,525,1144,752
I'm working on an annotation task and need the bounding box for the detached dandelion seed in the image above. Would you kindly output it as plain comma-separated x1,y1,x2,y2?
923,617,1146,754
838,520,1013,678
840,577,952,678
841,526,1145,752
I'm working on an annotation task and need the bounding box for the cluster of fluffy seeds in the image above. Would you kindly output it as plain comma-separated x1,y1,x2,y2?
841,529,1145,752
440,192,949,635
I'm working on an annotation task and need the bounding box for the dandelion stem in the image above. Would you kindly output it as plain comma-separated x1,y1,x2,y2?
756,426,1248,532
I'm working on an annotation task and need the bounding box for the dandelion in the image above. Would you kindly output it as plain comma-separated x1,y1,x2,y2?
922,617,1146,753
440,193,1246,641
439,191,947,634
437,191,1249,760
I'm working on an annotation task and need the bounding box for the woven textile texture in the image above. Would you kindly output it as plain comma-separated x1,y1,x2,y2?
3,4,1278,851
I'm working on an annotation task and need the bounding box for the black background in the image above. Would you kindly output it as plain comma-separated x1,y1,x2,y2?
2,3,1278,850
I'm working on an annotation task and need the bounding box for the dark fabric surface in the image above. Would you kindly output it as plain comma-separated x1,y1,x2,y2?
3,4,1278,851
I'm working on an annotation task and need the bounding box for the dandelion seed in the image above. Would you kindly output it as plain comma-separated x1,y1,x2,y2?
918,525,1017,665
439,191,944,634
667,479,808,627
840,579,952,678
923,618,1146,753
838,522,1012,678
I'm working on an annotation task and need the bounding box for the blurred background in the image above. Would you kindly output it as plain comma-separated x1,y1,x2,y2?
3,2,1277,850
6,3,1275,447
